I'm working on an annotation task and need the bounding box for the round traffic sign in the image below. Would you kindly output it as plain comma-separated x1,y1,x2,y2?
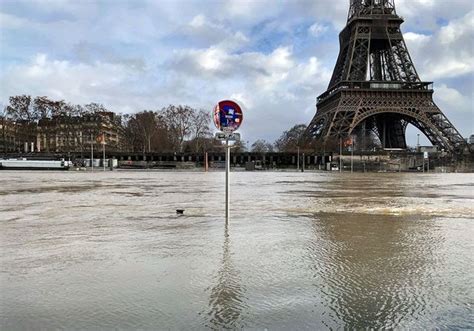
213,100,243,133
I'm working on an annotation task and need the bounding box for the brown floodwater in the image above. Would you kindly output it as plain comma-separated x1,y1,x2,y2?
0,170,473,329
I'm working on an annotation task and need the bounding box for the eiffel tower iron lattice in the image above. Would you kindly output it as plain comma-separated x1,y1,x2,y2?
307,0,466,153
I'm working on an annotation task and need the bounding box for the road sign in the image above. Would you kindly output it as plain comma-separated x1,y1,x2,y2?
215,132,241,141
213,100,243,133
424,151,429,159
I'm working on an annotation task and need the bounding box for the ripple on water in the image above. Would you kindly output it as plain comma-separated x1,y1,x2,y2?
0,171,473,329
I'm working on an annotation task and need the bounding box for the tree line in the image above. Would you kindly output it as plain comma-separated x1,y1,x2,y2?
1,94,378,155
1,95,121,154
122,106,217,154
1,95,223,154
253,124,381,153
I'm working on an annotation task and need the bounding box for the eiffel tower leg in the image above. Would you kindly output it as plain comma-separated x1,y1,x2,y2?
308,90,465,153
373,115,407,149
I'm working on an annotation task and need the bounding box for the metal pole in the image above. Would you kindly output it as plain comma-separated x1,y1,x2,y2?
302,153,305,172
383,119,386,149
351,137,354,173
339,137,342,173
427,156,430,173
91,133,94,171
103,138,106,171
2,116,6,158
297,147,300,171
225,138,230,221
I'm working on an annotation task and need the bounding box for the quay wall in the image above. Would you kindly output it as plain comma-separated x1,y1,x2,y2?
3,151,473,172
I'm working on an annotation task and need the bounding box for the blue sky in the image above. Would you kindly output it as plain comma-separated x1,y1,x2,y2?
1,0,473,146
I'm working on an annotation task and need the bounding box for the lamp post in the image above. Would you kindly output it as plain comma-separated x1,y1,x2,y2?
102,132,106,171
90,132,94,171
302,152,305,172
339,137,342,173
351,136,354,173
297,146,300,171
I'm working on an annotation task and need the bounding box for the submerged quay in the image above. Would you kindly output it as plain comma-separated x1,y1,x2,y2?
3,149,474,172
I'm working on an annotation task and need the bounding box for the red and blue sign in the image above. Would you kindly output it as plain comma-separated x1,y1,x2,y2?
213,100,243,133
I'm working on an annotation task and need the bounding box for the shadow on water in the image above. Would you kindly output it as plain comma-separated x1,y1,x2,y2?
306,211,444,329
204,221,247,330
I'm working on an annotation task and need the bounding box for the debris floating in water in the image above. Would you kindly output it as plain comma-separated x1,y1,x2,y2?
176,209,185,215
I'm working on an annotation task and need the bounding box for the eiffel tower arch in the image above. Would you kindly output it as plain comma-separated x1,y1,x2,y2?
307,0,466,153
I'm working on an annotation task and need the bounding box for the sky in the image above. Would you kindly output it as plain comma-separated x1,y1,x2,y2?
0,0,473,146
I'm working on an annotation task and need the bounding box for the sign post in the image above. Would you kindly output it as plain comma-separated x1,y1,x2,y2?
225,138,230,219
213,100,243,222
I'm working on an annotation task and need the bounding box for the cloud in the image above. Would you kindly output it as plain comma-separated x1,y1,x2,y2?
439,10,474,45
163,44,330,140
397,0,474,31
405,11,474,80
0,53,153,113
308,22,328,37
435,84,472,113
0,12,29,29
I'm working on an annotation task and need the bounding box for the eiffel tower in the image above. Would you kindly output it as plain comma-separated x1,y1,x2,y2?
307,0,466,153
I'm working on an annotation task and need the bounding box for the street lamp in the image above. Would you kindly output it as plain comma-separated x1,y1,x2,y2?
297,146,300,171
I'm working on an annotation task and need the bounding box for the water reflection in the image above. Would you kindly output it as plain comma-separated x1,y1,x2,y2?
307,211,445,329
205,222,247,329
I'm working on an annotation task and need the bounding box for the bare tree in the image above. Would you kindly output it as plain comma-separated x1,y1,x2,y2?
161,105,194,152
122,111,171,153
6,95,36,122
232,139,247,153
1,106,8,155
6,95,37,152
251,139,273,153
190,109,211,153
122,114,141,152
135,111,158,153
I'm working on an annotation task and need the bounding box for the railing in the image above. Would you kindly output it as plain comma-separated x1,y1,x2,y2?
317,81,433,103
